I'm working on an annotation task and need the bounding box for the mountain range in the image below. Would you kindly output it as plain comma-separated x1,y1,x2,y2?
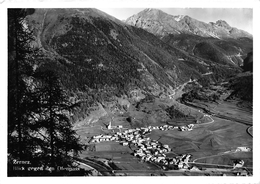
126,9,252,66
125,8,252,39
24,8,253,121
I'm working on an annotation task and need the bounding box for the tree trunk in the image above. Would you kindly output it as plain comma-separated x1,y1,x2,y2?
49,79,55,169
14,13,23,159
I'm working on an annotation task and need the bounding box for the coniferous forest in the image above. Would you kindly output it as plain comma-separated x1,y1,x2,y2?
8,9,87,176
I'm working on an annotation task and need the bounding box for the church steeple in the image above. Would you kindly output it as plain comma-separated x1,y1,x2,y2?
107,121,112,129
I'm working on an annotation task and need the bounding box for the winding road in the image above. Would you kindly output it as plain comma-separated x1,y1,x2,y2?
169,80,252,171
247,126,253,137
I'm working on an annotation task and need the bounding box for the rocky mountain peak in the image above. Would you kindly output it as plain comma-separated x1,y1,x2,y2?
143,8,164,14
135,8,171,20
215,20,232,30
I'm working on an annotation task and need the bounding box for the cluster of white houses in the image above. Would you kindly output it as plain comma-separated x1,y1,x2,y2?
91,126,153,143
134,148,192,169
91,123,195,143
91,125,193,169
223,146,252,154
150,124,194,132
178,124,194,131
235,147,251,152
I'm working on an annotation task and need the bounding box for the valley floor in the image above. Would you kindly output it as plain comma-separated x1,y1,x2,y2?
75,82,253,176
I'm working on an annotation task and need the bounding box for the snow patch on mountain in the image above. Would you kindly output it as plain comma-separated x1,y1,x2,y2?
173,15,184,22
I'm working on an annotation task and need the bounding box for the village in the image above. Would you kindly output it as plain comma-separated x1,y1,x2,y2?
90,123,196,170
88,119,252,176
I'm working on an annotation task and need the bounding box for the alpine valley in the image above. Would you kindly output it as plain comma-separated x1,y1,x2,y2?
14,8,253,176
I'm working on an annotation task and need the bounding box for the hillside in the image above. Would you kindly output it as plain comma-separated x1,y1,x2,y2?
242,51,253,72
162,34,252,66
24,8,248,124
227,73,253,103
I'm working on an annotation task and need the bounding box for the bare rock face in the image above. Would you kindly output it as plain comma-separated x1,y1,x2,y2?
215,20,232,30
125,8,252,39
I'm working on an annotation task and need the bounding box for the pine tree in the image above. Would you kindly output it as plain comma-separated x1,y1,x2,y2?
33,68,83,171
8,8,35,160
8,9,85,176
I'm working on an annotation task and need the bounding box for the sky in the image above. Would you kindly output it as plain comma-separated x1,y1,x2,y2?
98,8,253,34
